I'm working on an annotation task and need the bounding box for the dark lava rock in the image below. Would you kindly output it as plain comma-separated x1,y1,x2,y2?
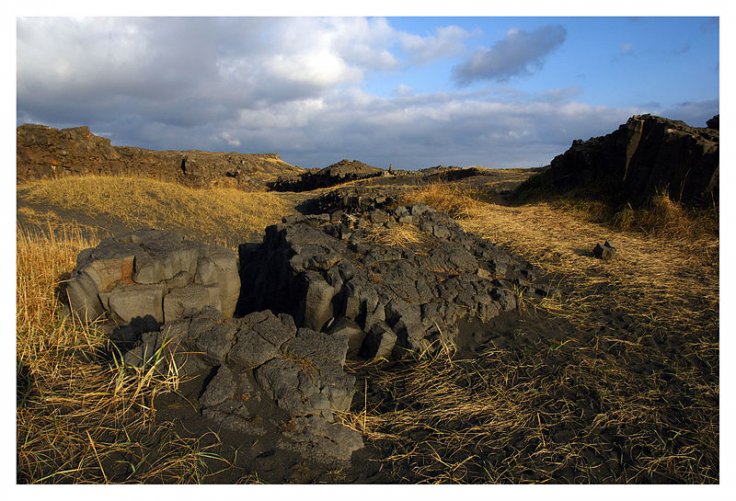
305,187,401,215
418,165,489,182
270,159,386,192
239,201,547,359
66,230,239,329
706,114,719,130
124,308,362,464
516,114,719,207
593,240,617,260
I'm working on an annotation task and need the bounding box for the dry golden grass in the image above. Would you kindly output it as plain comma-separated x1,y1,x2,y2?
348,182,720,483
611,191,718,237
401,183,479,219
339,326,718,483
361,222,426,248
404,184,718,331
18,175,299,247
16,224,231,483
17,177,719,484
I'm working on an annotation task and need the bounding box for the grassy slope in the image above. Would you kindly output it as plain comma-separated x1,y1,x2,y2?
18,175,300,247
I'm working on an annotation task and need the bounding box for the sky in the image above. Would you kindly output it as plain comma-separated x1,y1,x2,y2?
16,16,719,169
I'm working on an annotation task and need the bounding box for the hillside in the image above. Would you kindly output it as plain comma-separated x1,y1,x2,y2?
16,124,304,191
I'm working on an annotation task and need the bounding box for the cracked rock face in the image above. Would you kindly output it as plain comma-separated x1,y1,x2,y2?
239,201,549,359
65,230,239,328
124,308,363,464
527,114,719,207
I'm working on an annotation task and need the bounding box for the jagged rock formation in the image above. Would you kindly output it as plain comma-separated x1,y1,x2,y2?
303,187,402,215
517,114,719,207
66,230,239,329
16,124,303,190
62,183,554,468
269,159,386,192
124,308,363,464
239,198,548,358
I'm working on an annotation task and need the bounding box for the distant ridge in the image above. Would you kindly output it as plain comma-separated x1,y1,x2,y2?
16,124,304,191
270,158,386,192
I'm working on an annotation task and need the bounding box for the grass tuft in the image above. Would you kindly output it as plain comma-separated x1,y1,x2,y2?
611,191,717,238
361,223,426,248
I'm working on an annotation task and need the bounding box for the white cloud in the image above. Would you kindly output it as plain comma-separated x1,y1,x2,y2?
17,17,663,170
399,25,473,64
620,42,634,55
216,131,241,147
198,88,642,169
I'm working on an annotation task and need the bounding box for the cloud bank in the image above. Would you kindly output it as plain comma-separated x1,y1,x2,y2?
17,17,714,170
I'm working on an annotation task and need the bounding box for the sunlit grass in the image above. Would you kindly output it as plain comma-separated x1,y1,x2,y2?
18,175,298,247
16,223,230,483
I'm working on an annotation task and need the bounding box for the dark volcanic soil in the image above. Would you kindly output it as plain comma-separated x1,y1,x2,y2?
134,307,580,484
148,377,388,483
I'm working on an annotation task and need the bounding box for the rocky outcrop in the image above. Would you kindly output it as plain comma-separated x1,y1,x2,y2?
304,188,401,215
239,199,549,358
418,165,489,182
593,241,617,260
16,124,303,190
270,159,386,192
65,230,239,330
123,308,363,464
517,114,719,207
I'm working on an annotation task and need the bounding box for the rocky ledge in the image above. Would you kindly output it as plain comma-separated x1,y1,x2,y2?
518,114,719,207
239,197,549,359
17,124,303,190
269,159,386,192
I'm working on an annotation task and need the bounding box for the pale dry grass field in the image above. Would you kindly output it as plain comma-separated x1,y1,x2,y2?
17,175,299,247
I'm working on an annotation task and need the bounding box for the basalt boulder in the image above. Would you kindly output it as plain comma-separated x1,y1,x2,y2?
65,230,239,330
123,308,363,464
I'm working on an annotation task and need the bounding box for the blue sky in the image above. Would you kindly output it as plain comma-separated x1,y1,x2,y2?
366,17,718,109
16,16,719,169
